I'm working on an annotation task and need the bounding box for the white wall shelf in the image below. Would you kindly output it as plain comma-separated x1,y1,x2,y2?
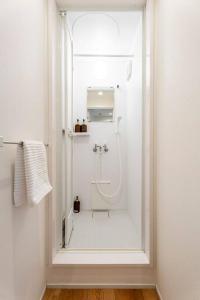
68,132,90,137
87,107,114,110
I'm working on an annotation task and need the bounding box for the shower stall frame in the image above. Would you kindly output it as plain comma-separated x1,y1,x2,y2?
47,0,155,266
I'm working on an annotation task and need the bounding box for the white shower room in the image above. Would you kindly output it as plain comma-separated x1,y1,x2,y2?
62,11,143,250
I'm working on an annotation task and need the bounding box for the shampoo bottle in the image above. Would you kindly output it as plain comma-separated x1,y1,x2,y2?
81,119,87,132
75,119,81,132
73,196,80,213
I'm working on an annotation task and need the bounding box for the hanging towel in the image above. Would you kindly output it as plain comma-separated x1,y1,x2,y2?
14,141,52,206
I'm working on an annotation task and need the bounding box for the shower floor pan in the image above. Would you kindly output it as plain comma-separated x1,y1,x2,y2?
67,210,141,250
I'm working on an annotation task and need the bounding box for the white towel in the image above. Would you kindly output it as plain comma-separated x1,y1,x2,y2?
14,141,52,206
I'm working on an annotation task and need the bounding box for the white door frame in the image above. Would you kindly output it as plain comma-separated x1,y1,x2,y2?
47,0,155,266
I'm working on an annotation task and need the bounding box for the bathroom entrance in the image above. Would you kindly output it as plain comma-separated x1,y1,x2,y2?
61,11,144,250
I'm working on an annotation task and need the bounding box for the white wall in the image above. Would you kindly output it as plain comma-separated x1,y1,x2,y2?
70,12,141,55
156,0,200,299
0,1,48,299
73,57,128,211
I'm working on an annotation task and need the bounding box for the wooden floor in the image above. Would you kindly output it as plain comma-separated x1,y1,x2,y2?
43,289,159,300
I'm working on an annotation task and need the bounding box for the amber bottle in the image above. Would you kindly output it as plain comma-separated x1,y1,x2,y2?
73,196,80,213
75,119,81,132
81,119,87,132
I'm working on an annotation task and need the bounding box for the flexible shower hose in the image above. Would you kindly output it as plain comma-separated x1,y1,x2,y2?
95,133,122,203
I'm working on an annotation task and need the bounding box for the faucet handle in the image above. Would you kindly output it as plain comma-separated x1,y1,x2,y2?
93,144,98,152
103,144,109,152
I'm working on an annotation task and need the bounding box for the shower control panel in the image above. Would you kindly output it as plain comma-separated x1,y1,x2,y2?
93,144,109,153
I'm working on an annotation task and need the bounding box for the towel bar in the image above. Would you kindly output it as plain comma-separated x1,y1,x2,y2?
0,136,48,147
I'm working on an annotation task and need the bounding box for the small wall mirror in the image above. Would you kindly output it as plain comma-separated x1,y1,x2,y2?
87,87,114,122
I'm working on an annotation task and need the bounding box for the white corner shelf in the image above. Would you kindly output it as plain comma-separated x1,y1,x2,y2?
68,132,90,137
87,107,114,110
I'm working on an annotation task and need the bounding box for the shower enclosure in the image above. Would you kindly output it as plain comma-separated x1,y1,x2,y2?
54,9,151,253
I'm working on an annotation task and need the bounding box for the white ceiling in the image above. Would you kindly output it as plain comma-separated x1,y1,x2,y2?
56,0,146,10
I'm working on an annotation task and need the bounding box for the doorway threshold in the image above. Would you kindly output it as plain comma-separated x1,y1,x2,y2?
52,250,150,266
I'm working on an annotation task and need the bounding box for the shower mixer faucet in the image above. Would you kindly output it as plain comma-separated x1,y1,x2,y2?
93,144,109,153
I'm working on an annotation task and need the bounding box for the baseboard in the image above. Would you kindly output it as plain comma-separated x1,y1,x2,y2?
156,285,163,300
47,283,156,289
39,284,46,300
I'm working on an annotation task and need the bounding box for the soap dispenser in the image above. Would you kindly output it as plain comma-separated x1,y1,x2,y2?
75,119,81,132
81,119,87,132
73,196,80,213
